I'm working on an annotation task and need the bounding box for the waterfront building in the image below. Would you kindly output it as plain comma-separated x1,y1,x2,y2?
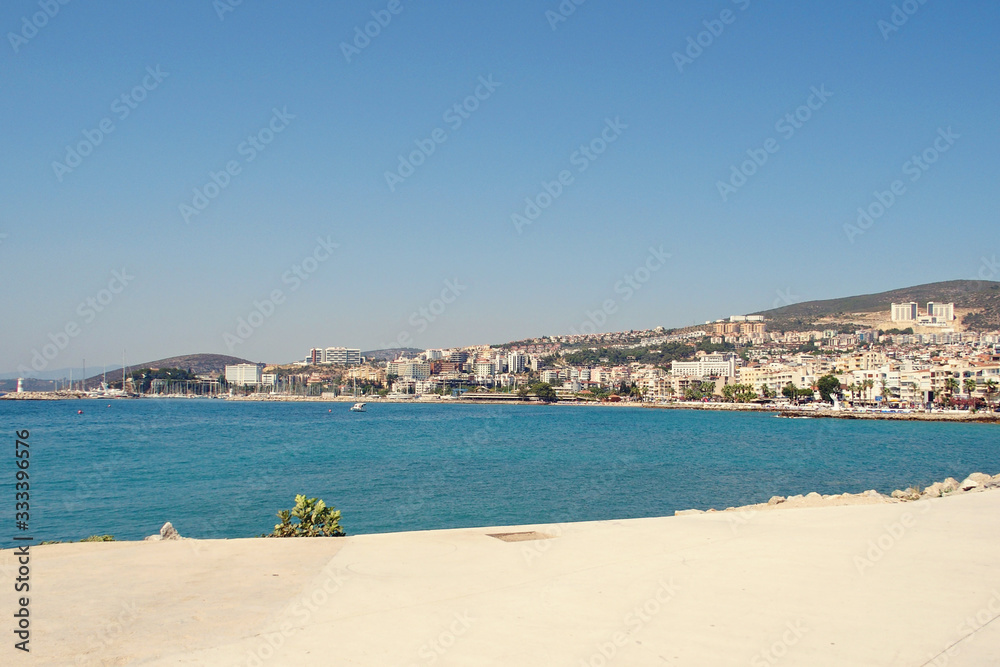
671,353,737,378
225,364,262,386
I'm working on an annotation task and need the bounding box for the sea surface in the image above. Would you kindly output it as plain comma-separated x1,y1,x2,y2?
1,399,998,546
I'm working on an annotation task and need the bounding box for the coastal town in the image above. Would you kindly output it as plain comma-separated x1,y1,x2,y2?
6,300,1000,413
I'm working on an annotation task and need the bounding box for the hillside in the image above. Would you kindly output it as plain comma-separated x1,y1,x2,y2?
81,353,254,389
751,280,1000,331
361,348,423,362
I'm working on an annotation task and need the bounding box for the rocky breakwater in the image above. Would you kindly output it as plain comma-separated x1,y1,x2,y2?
674,472,1000,516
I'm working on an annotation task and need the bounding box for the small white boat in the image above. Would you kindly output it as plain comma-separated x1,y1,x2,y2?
350,402,367,412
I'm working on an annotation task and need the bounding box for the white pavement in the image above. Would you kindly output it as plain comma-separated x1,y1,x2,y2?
4,491,1000,666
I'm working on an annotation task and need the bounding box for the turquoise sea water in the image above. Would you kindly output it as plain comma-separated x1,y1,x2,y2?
1,399,998,546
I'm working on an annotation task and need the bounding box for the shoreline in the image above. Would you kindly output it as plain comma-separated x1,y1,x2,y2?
5,391,998,423
6,484,1000,665
675,470,1000,517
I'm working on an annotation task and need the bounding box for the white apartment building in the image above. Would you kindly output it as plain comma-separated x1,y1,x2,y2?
507,352,527,373
386,359,430,380
324,347,361,365
891,302,918,322
225,364,262,386
473,361,496,377
541,370,561,384
670,353,737,378
927,302,955,321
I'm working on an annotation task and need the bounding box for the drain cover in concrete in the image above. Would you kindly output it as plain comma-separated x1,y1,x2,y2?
486,531,553,542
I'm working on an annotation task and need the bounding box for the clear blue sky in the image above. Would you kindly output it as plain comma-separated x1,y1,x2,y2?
2,1,998,373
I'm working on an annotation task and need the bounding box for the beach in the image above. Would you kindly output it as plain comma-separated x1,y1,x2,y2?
5,483,1000,665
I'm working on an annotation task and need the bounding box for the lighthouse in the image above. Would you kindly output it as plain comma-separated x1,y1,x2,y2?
16,378,24,393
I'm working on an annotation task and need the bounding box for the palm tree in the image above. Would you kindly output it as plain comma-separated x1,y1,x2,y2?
943,377,960,407
985,379,998,412
880,378,890,404
963,378,978,410
865,378,875,403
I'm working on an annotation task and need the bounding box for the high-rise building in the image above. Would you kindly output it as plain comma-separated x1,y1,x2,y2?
507,352,527,373
324,347,361,365
927,302,955,321
226,364,262,385
891,302,918,322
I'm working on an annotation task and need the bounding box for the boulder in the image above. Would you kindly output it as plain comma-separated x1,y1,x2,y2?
674,509,704,516
923,482,943,498
959,477,979,491
891,489,920,501
145,522,182,541
967,472,992,484
767,496,785,505
805,492,822,501
941,478,960,493
160,522,181,540
863,489,881,498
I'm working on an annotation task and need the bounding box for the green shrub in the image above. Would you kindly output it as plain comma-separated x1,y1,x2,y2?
80,535,115,542
270,495,345,537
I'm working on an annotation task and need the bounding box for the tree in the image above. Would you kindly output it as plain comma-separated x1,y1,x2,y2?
880,378,890,403
530,382,558,402
782,382,798,402
735,383,757,403
985,379,998,412
760,384,774,399
722,384,737,402
270,495,345,537
864,379,875,403
943,377,960,406
816,375,841,403
963,378,977,399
